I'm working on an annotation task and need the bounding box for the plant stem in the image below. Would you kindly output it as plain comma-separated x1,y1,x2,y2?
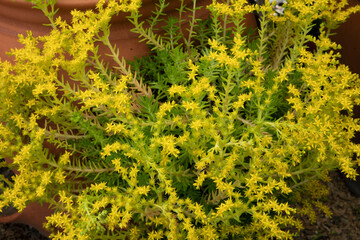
47,162,114,173
186,0,197,54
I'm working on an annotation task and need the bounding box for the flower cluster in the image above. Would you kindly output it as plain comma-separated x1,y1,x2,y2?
0,0,360,239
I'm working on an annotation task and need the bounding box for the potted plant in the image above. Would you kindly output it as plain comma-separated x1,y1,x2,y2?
0,0,359,239
0,0,258,235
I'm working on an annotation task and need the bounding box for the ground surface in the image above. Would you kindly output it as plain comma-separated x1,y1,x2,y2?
0,223,49,240
293,171,360,240
0,171,359,239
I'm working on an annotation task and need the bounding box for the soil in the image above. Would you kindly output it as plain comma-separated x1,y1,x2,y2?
293,170,360,240
0,223,49,240
0,171,359,239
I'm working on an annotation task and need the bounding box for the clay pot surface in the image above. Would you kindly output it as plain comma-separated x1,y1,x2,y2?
0,0,147,61
0,202,53,237
330,0,360,75
0,0,257,236
0,0,228,62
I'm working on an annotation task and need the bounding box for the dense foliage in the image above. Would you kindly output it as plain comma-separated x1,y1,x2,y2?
1,0,360,239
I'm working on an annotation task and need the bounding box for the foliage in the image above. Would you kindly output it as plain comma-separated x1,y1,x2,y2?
1,0,360,239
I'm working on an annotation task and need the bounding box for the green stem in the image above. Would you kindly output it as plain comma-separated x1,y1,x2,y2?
257,15,275,63
271,22,291,70
186,0,197,53
222,70,234,114
222,0,231,41
44,129,87,140
290,174,319,190
47,162,114,173
102,36,131,76
128,12,165,51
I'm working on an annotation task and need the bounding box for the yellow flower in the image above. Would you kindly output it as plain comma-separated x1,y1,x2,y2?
156,135,179,157
35,185,45,197
182,101,199,112
59,151,71,165
134,185,150,196
156,101,176,119
288,84,300,97
233,93,252,109
193,171,207,189
54,169,66,184
101,142,122,158
105,122,129,135
41,171,52,185
90,182,107,192
168,85,187,97
177,131,190,145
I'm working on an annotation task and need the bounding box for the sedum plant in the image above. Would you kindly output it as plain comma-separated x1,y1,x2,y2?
1,0,360,239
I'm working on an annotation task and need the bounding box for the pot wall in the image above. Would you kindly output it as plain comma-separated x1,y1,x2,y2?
331,0,360,76
0,0,230,62
0,202,54,237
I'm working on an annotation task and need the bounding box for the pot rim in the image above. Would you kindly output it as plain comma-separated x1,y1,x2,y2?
0,210,21,223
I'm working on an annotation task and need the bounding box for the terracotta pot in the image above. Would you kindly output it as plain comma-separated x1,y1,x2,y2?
0,0,257,61
330,0,360,76
0,0,257,236
0,202,53,236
